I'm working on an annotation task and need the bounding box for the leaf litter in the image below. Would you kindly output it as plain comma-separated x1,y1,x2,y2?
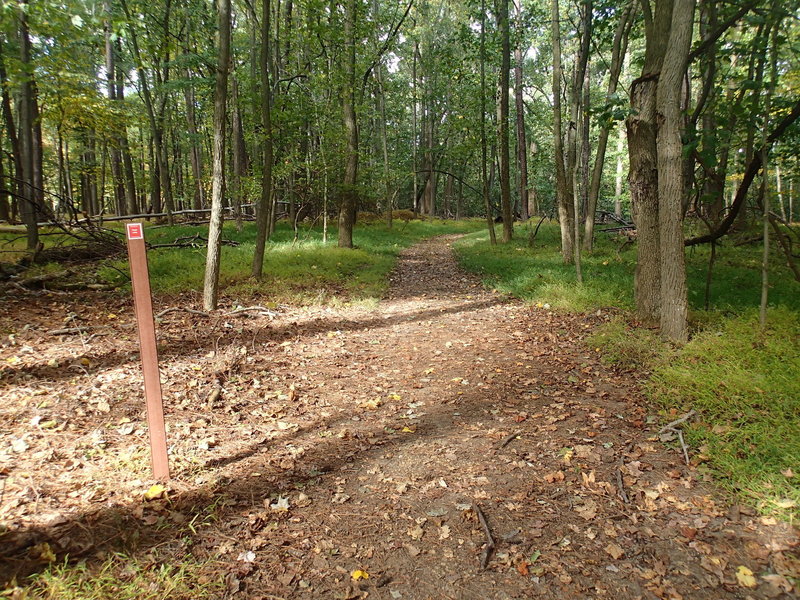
0,235,797,598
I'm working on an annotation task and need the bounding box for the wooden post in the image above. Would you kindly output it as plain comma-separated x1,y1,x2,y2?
126,223,170,480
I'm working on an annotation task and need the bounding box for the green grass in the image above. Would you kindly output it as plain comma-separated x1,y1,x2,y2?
97,217,483,304
457,222,800,521
6,552,223,600
454,222,800,313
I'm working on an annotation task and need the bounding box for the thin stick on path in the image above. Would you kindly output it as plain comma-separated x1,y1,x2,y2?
658,410,696,434
498,431,520,449
473,503,495,570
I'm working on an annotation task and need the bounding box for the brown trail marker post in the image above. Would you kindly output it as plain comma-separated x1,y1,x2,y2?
126,223,170,480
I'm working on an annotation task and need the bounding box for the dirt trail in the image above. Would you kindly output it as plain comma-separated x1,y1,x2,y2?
1,236,797,599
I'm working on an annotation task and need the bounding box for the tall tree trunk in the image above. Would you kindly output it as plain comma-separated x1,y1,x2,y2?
120,0,174,224
499,0,513,241
252,0,274,277
104,7,125,216
117,39,138,215
231,77,247,231
481,0,496,244
551,0,572,261
656,0,695,342
626,0,673,325
17,0,39,250
513,0,528,222
338,0,358,248
203,0,231,310
376,65,392,227
184,57,205,211
0,37,23,224
585,1,633,249
614,125,625,218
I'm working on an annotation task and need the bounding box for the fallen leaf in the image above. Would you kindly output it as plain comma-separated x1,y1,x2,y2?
604,543,624,560
736,566,757,588
544,471,565,483
144,484,166,501
351,569,369,581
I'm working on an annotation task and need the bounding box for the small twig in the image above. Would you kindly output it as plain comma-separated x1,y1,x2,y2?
227,306,278,318
498,431,520,449
155,307,210,319
47,325,108,335
473,503,495,570
675,429,690,466
658,410,696,434
616,459,629,504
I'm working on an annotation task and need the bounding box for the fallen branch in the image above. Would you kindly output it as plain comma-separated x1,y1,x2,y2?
498,431,520,449
155,307,210,319
675,429,690,466
658,410,696,434
227,306,278,318
13,270,72,288
473,503,495,570
48,325,110,336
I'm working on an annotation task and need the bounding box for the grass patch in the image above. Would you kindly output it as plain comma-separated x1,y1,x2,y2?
648,309,800,521
7,552,223,599
96,218,483,304
457,222,800,521
454,224,633,311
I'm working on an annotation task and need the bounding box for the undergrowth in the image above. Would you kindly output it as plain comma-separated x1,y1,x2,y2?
5,552,223,599
97,218,483,304
457,222,800,521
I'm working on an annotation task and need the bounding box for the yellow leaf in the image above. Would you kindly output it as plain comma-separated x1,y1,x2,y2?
401,426,415,433
107,313,117,319
32,542,56,562
351,570,369,581
144,484,167,501
390,394,401,401
736,566,756,588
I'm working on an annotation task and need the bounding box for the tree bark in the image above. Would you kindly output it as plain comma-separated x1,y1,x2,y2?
252,0,274,276
203,0,231,311
338,0,358,248
481,0,496,244
626,0,673,325
499,0,513,241
513,0,528,222
17,0,39,250
551,0,573,261
656,0,695,342
585,1,633,250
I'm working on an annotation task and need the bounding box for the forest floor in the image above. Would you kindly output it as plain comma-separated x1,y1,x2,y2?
1,235,798,599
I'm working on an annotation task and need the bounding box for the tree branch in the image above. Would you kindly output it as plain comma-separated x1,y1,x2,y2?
685,98,800,247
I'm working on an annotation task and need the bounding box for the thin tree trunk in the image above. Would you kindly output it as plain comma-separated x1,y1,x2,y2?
481,0,496,244
338,0,358,248
120,0,174,224
499,0,513,241
585,1,633,249
551,0,572,261
513,0,528,222
203,0,231,311
17,0,39,250
252,0,274,277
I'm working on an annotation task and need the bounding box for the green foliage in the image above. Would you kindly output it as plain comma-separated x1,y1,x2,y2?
14,553,223,600
98,218,483,304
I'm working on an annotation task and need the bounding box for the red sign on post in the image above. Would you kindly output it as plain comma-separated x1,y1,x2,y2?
126,223,170,480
